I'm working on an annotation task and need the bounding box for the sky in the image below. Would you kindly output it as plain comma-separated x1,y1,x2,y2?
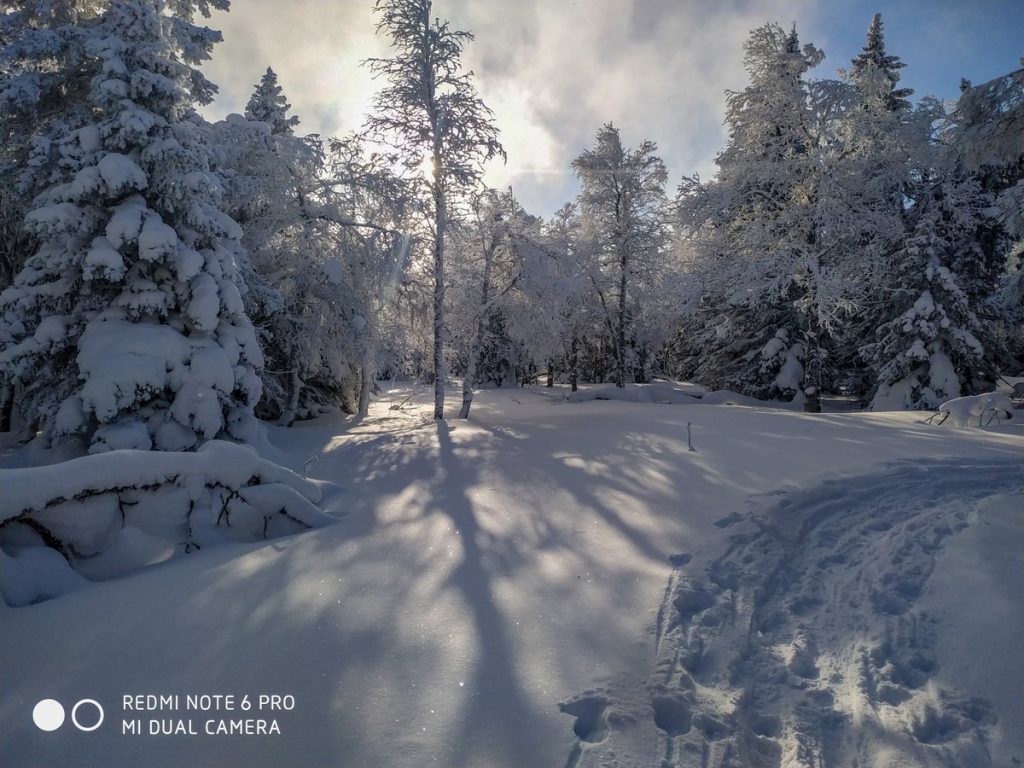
200,0,1023,218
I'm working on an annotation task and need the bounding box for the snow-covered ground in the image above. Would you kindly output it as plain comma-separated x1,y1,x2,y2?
1,383,1021,767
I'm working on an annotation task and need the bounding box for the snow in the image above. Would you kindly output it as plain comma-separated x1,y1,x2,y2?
0,438,332,606
322,258,345,285
105,195,146,248
96,152,147,194
84,236,126,281
1,384,1020,767
173,245,204,281
138,213,178,261
0,547,89,607
77,319,187,424
933,392,1015,427
919,492,1024,768
23,201,84,234
187,272,221,331
566,382,702,404
927,348,961,403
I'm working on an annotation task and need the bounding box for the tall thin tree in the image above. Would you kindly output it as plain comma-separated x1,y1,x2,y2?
573,123,666,389
365,0,504,419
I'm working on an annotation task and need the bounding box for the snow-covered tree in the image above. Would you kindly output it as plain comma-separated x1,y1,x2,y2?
451,187,546,417
573,122,666,388
366,0,504,420
948,65,1024,368
1,0,106,294
244,66,299,136
534,202,591,391
676,24,826,405
210,112,407,423
0,0,264,452
820,13,922,395
848,13,912,113
862,191,991,409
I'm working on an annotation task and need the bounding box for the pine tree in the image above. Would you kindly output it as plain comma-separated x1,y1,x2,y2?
244,66,300,136
0,0,263,451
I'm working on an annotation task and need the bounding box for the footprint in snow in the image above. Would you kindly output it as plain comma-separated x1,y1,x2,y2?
559,692,610,744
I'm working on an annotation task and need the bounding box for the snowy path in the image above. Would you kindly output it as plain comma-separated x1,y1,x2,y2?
1,385,1021,767
560,460,1023,768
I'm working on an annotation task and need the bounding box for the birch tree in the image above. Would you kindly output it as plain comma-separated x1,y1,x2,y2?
365,0,503,419
573,123,666,388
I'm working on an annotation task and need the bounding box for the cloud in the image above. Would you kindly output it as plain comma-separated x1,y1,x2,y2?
201,0,821,216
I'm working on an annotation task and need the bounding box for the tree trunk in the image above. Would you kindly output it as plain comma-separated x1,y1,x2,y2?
546,361,554,388
616,250,628,388
802,250,823,414
570,335,579,393
358,364,371,418
803,329,823,414
459,229,495,420
0,381,13,433
280,366,301,426
432,159,447,420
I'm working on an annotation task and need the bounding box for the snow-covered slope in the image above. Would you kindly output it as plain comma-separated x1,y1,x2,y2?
1,384,1021,767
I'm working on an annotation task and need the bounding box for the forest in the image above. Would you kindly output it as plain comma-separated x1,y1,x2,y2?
1,1,1021,444
0,2,1021,767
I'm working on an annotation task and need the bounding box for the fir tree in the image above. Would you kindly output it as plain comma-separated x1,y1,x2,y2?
863,194,989,409
0,0,263,451
244,66,300,136
849,13,913,112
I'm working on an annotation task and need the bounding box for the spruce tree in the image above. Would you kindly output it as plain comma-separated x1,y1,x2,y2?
863,194,989,409
0,0,263,451
677,23,824,404
849,14,913,112
244,66,300,136
825,13,921,397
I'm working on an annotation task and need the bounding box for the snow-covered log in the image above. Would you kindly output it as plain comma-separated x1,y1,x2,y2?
928,392,1014,427
0,441,331,583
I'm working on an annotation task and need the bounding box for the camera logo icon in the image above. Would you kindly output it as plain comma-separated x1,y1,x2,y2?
33,699,104,732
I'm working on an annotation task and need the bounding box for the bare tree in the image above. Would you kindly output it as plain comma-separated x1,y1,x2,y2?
366,0,504,419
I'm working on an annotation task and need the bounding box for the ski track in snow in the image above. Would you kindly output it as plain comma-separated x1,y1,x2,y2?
560,458,1023,768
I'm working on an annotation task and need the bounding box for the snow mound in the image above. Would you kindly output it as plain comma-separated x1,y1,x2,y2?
930,392,1015,427
0,441,334,606
566,383,702,404
696,389,796,408
567,384,798,409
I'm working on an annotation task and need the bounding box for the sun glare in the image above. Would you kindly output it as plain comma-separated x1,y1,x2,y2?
419,154,436,180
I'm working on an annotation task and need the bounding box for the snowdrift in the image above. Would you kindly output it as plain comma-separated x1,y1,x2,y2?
929,392,1015,427
566,383,799,409
0,440,332,606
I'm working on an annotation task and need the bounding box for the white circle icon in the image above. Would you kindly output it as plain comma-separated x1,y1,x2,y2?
32,699,65,732
71,699,104,732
